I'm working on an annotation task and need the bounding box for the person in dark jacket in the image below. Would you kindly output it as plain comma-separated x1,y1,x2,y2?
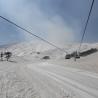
5,52,12,61
0,52,3,61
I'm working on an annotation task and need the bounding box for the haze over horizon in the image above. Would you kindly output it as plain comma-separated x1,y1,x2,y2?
0,0,98,46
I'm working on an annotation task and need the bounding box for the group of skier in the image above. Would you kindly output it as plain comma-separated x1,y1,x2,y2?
0,51,12,61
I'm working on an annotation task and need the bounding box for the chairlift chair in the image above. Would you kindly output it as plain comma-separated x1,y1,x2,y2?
65,54,71,59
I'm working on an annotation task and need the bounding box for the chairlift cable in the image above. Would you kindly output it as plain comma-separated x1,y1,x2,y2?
78,0,95,52
0,16,67,53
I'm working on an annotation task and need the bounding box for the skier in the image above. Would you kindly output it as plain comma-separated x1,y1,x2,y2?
5,52,12,61
0,52,3,61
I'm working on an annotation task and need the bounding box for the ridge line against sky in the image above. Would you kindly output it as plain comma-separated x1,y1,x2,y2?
0,0,98,46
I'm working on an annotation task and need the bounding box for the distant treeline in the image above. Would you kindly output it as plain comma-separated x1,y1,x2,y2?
71,48,98,57
79,48,98,57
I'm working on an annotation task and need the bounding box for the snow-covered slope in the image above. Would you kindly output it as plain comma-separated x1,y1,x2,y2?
5,42,55,56
3,42,98,59
0,42,98,98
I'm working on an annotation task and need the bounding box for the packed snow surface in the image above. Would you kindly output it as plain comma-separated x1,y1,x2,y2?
0,42,98,98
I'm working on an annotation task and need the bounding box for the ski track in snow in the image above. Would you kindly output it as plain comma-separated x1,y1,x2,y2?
0,43,98,98
0,57,98,98
27,62,98,98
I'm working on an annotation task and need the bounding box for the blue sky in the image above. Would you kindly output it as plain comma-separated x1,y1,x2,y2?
0,0,98,46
